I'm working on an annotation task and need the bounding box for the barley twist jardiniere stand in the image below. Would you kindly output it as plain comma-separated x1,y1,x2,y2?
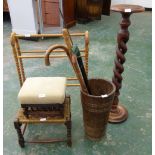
108,4,145,123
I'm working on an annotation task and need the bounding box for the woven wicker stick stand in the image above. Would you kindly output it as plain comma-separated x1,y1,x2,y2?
109,4,145,123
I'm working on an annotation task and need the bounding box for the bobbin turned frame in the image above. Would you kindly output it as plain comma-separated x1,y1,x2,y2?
10,31,89,87
109,4,145,123
11,31,89,147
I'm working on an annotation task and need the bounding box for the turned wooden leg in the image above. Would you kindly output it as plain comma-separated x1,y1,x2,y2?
14,120,25,148
65,119,72,147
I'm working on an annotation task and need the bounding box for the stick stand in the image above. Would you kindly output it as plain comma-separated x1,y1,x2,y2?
109,4,145,123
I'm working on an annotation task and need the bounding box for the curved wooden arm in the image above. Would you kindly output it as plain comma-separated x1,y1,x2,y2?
45,44,71,66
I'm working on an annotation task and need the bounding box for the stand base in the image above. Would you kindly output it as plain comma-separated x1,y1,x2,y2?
108,104,128,123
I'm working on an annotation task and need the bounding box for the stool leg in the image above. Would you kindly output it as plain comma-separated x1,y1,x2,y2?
14,120,25,148
65,118,72,147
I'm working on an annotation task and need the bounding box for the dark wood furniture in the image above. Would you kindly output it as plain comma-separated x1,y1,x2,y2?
41,0,76,28
76,0,111,22
109,4,145,123
3,0,9,12
62,0,76,28
102,0,111,15
87,0,103,20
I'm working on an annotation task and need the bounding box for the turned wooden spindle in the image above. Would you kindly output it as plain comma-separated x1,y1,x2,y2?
109,4,145,123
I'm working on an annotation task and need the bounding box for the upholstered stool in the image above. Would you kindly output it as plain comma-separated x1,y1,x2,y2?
14,77,72,147
18,77,67,118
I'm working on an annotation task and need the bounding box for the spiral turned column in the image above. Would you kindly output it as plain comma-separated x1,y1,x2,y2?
109,4,145,123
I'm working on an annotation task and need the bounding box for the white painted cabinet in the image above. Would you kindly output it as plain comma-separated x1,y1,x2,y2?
7,0,39,34
111,0,152,8
7,0,64,34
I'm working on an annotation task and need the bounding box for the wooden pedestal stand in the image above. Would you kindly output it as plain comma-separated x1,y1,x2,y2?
109,4,145,123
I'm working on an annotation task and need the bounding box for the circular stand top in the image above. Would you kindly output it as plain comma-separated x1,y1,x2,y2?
111,4,145,13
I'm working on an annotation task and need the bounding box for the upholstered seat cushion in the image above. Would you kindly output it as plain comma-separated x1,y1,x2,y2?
18,77,66,104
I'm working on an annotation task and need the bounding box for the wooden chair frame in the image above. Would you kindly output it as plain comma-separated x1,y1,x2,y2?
10,31,89,87
10,31,89,147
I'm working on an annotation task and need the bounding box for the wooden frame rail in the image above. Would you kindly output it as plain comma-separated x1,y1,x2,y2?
15,33,86,38
10,31,89,87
